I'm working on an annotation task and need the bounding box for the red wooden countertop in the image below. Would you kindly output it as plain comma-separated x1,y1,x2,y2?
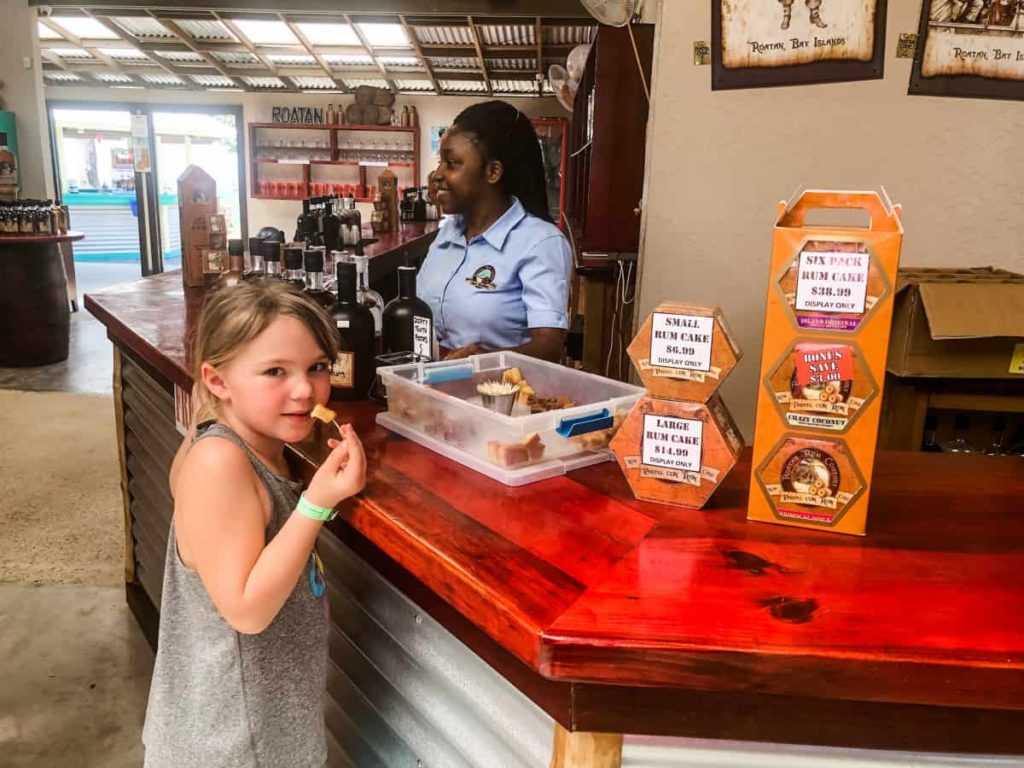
0,230,85,245
85,271,1024,745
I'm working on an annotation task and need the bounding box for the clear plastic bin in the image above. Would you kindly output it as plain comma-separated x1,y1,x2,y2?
375,351,645,486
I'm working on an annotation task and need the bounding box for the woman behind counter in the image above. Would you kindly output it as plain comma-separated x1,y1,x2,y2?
417,100,573,363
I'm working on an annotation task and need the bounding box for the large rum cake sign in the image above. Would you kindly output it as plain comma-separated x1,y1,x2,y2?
713,0,888,89
910,1,1024,100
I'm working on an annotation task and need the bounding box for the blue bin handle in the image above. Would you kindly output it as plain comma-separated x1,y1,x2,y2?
422,364,475,385
556,408,613,438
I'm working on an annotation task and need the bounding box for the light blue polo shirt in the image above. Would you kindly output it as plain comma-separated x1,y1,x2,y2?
418,197,572,352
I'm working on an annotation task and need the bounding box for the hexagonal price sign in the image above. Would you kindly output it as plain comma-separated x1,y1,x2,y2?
753,435,867,530
627,303,742,403
610,395,744,509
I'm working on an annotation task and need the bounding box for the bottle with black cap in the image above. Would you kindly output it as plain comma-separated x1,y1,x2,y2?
216,239,246,288
322,199,341,254
242,237,265,281
303,249,334,309
328,260,376,400
382,265,434,360
262,240,284,280
283,246,305,288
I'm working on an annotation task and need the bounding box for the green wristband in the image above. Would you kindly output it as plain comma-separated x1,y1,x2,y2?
297,493,336,522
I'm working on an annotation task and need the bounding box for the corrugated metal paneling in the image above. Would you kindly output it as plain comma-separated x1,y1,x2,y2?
112,17,174,40
317,532,554,768
621,736,1024,768
478,24,534,46
120,354,176,610
173,19,236,42
69,206,140,257
413,26,474,46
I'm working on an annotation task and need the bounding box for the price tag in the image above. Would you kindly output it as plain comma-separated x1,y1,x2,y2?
795,251,869,314
649,313,713,372
1010,343,1024,375
336,319,350,329
794,344,854,387
641,414,703,473
413,316,432,359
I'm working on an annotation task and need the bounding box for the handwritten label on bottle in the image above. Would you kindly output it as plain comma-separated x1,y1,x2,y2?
641,414,703,473
795,251,869,315
649,313,713,372
413,316,432,360
331,352,354,389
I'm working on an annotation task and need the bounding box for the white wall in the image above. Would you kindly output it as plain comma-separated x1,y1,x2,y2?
44,84,564,236
638,1,1024,437
1,0,54,198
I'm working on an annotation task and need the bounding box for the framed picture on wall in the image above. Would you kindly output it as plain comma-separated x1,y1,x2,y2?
712,0,888,89
909,1,1024,100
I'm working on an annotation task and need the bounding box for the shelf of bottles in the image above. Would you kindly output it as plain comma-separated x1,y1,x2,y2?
249,123,419,202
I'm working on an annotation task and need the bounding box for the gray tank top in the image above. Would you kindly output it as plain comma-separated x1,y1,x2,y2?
143,421,327,768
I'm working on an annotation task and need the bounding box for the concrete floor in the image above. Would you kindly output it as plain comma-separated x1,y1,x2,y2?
1,262,155,766
0,585,153,767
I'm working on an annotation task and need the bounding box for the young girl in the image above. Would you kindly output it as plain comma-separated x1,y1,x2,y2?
142,279,365,767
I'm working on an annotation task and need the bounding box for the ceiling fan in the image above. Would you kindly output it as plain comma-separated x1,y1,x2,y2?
579,0,642,28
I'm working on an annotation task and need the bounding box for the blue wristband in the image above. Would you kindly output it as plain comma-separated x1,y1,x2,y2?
297,493,336,522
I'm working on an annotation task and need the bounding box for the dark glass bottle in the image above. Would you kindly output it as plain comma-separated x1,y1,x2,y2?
262,240,284,280
921,414,942,453
328,261,376,400
283,246,305,288
217,239,246,288
382,265,434,360
984,415,1008,456
242,237,266,281
322,200,341,254
941,414,975,454
303,249,334,309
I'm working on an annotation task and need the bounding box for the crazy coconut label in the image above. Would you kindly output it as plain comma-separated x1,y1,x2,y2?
641,313,720,383
765,446,855,525
773,343,866,431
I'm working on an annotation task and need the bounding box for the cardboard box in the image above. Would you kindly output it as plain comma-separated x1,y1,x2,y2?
748,189,903,536
887,267,1024,379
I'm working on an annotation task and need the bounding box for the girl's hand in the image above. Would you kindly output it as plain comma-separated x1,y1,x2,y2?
305,424,367,510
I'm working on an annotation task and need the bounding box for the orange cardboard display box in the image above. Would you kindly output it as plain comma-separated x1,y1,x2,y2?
748,189,903,536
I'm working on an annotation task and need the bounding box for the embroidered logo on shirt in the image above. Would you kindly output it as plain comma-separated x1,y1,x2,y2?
466,265,498,290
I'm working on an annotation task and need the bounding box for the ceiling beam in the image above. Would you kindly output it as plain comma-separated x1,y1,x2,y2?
279,12,349,94
344,13,396,94
466,16,491,97
398,13,439,95
153,14,251,91
29,1,594,18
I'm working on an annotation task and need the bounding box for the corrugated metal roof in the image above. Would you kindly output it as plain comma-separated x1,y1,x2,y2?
429,56,479,69
393,79,434,92
111,16,174,39
413,26,474,46
50,47,94,60
478,23,535,46
377,55,421,68
142,72,185,85
242,76,287,89
267,54,316,65
212,51,261,66
155,51,206,63
173,19,236,42
290,76,336,89
341,77,389,89
44,71,84,83
100,47,151,62
492,78,538,94
324,54,374,67
190,74,235,87
94,72,133,84
542,24,596,45
439,78,487,93
486,57,536,71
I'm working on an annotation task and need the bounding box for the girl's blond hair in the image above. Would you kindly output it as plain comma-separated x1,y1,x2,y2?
191,280,338,424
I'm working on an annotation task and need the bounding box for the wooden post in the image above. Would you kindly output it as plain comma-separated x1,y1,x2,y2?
550,724,622,768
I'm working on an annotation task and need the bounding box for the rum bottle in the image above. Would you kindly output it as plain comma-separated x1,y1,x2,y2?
328,261,376,400
382,265,434,360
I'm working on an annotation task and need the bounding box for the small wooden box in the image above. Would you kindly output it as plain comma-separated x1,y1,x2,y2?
610,394,744,509
177,165,219,288
748,189,903,536
626,302,742,403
